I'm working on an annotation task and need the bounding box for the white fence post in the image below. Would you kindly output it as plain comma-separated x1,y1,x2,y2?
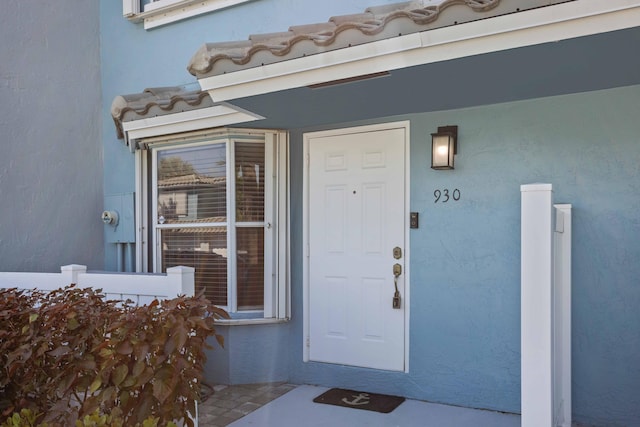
521,184,554,427
166,266,195,297
166,265,197,427
60,264,87,285
553,204,572,427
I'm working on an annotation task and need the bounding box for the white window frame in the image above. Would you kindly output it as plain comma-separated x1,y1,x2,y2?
135,128,289,321
123,0,255,30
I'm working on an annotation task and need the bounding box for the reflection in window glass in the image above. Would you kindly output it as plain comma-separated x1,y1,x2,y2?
157,144,227,224
235,142,265,222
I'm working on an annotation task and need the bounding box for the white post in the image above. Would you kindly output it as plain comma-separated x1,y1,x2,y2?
166,265,197,427
60,264,88,285
554,204,572,427
521,184,554,427
122,0,140,17
166,266,195,298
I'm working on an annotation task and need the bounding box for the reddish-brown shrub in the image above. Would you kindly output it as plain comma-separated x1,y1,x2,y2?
0,286,228,427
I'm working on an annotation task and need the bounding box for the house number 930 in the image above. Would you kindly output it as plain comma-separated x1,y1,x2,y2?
434,188,461,203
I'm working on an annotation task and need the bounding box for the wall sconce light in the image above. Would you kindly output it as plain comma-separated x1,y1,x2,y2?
431,125,458,170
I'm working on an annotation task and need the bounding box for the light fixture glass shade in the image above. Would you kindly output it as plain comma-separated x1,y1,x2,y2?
431,133,455,169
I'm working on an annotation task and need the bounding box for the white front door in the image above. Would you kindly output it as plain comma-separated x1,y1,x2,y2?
305,123,408,372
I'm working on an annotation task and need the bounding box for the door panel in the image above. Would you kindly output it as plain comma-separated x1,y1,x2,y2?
308,126,406,371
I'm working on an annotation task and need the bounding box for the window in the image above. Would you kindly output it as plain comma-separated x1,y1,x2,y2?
123,0,254,30
136,129,289,319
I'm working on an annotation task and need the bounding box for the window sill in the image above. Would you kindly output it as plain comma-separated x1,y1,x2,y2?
125,0,254,30
215,317,289,326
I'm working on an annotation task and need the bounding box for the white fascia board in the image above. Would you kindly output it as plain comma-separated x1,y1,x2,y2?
199,0,640,102
141,0,252,30
121,103,264,142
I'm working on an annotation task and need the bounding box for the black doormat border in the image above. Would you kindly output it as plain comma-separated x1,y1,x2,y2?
313,388,405,414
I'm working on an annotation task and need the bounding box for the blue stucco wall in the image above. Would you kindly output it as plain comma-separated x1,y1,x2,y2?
1,1,103,272
204,323,291,386
99,1,640,425
98,0,404,269
285,86,640,425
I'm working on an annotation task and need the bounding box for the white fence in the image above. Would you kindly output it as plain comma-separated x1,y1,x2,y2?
0,263,198,426
0,264,195,303
521,184,572,427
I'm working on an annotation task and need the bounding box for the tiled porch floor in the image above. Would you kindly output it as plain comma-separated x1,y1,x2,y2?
198,383,522,427
198,382,297,427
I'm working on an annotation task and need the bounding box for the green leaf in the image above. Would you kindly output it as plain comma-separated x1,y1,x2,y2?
101,385,116,403
112,364,129,387
29,313,39,323
141,417,159,427
99,347,114,358
121,375,137,389
119,391,130,408
89,377,102,393
67,317,80,330
132,360,146,378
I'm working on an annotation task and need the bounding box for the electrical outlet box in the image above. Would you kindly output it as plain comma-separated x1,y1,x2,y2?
104,193,135,243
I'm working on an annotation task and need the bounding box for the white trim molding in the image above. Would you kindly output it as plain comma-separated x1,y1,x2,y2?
123,0,254,30
121,102,264,150
198,0,640,102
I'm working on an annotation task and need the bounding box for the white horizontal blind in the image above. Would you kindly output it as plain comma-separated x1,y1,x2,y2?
235,141,265,310
153,137,268,311
160,228,228,305
157,143,229,305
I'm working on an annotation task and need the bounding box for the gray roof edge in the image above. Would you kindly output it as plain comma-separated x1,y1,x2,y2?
186,0,571,79
111,86,214,139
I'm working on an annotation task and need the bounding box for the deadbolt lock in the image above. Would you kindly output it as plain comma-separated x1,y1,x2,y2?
393,246,402,259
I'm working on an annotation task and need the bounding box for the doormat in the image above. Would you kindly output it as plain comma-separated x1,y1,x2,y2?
313,388,405,414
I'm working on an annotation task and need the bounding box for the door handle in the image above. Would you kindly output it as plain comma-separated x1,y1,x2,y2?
392,263,402,309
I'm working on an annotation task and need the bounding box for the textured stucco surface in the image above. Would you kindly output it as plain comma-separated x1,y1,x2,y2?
100,1,640,425
284,86,640,426
1,0,104,272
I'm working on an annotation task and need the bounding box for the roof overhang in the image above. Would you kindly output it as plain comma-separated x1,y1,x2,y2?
111,85,265,151
121,103,263,150
198,0,640,103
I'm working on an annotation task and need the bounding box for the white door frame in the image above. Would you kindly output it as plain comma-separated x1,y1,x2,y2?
302,120,411,372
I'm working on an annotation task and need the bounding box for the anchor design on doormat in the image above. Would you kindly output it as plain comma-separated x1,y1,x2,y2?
342,392,370,406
